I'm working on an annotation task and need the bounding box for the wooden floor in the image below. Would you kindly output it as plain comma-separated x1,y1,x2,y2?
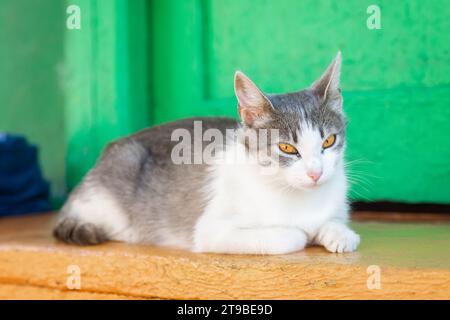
0,213,449,299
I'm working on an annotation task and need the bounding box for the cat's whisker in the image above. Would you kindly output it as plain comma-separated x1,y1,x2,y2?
346,169,379,182
348,180,374,194
346,169,380,179
348,185,375,202
347,180,374,201
347,174,374,187
346,175,374,194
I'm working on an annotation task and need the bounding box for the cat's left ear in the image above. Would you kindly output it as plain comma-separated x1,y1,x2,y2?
310,51,342,110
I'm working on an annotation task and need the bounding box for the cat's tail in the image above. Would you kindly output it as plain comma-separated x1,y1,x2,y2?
53,181,134,245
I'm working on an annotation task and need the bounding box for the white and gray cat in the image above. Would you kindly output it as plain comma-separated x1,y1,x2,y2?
54,52,360,254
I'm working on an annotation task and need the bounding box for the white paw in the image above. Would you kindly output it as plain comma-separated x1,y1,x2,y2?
317,223,360,253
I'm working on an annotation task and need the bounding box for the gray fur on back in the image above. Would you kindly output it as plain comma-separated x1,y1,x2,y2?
58,117,237,246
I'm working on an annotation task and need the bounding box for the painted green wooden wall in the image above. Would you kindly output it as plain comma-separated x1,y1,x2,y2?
0,0,66,203
4,0,446,205
65,0,149,189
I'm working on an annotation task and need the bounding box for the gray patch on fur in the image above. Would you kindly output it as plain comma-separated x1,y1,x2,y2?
243,88,346,167
266,89,345,142
55,117,238,247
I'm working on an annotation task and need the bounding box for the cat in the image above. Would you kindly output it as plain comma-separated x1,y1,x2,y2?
54,52,360,254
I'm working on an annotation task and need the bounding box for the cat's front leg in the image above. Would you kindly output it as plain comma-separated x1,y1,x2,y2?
193,224,307,255
314,221,360,253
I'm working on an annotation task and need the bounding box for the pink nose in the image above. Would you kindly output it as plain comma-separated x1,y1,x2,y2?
307,171,322,183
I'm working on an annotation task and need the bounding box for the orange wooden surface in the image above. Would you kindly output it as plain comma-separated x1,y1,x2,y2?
0,213,449,299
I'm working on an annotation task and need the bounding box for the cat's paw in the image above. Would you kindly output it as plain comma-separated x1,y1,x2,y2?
316,222,360,253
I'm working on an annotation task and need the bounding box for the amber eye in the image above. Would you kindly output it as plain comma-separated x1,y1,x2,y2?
322,134,336,149
278,143,298,155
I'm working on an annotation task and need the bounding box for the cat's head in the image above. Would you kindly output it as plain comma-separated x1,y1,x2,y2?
234,52,345,190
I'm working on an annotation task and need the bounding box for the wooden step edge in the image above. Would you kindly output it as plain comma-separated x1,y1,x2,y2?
1,245,449,300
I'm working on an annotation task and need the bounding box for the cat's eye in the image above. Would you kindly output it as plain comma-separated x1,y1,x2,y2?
278,143,298,155
322,134,336,149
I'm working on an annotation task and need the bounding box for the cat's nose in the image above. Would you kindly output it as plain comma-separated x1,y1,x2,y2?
307,170,322,183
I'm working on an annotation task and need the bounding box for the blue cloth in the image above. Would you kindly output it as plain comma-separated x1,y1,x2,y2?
0,133,51,216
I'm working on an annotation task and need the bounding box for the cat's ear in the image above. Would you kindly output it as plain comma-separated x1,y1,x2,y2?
310,51,342,110
234,71,274,127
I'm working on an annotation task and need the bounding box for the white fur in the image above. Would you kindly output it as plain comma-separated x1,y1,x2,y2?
193,127,360,254
62,184,137,243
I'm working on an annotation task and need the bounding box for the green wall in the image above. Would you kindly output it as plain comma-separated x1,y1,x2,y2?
150,0,450,203
1,0,448,205
0,0,66,201
64,0,149,189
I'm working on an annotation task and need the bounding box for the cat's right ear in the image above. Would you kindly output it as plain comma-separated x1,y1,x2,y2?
234,71,274,127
